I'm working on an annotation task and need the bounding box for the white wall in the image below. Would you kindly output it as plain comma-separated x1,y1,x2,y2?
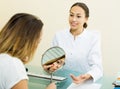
0,0,120,77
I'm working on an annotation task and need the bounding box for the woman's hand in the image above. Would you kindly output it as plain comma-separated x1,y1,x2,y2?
70,74,92,84
43,64,53,72
46,82,56,89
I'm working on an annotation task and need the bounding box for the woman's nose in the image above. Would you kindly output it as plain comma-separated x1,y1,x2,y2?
57,64,61,68
72,17,77,21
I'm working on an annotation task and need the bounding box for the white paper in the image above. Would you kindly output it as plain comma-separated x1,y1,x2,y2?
67,83,101,89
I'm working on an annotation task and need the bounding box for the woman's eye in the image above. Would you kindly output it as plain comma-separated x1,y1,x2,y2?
70,14,74,17
57,60,62,64
77,16,81,18
47,67,50,70
57,61,60,64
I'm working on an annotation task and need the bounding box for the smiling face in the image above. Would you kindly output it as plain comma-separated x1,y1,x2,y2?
69,6,88,31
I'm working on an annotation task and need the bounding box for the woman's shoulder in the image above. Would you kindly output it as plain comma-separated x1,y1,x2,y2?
82,29,101,41
85,29,100,34
0,53,24,67
85,29,101,37
0,53,28,89
0,53,28,77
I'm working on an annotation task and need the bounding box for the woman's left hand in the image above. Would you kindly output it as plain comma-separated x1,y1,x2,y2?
70,74,92,84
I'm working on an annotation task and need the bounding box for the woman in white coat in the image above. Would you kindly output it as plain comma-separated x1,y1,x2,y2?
52,2,103,89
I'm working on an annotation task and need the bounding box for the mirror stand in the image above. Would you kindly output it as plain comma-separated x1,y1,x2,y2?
50,73,53,83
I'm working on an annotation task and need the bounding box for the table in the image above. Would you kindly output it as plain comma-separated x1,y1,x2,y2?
25,65,116,89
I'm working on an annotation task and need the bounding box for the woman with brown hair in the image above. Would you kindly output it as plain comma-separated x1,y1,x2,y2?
0,13,56,89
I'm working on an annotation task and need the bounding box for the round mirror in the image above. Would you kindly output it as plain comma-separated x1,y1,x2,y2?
41,46,65,82
41,46,65,73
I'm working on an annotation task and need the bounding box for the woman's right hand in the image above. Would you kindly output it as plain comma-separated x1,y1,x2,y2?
46,82,56,89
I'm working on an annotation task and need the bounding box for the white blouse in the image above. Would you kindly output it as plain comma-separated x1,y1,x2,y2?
0,54,28,89
52,29,103,82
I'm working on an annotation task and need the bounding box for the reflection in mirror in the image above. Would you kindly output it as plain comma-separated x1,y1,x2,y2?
41,46,66,82
42,55,65,73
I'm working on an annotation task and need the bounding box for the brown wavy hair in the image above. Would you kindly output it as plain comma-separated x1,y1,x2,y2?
43,55,65,65
0,13,43,64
